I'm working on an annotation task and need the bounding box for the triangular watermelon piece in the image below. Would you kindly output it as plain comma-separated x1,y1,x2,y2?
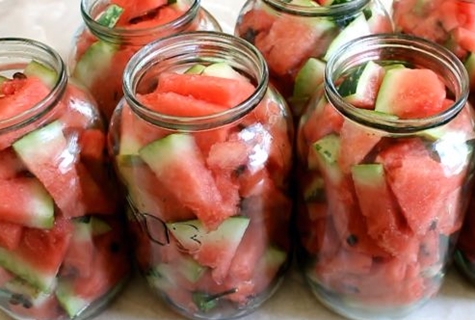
167,217,250,283
0,217,72,292
12,121,85,218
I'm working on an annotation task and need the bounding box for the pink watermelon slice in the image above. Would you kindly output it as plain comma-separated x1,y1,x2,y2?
0,217,72,292
378,138,464,235
0,177,54,229
167,217,250,284
139,133,237,230
12,121,85,218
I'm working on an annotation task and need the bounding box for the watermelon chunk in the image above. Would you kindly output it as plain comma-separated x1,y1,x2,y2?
378,138,463,235
138,91,228,117
0,78,50,122
351,163,419,261
56,228,130,318
12,121,85,218
0,217,72,292
338,120,381,173
375,67,446,118
117,154,195,222
0,221,23,250
0,177,54,229
139,134,237,229
167,217,250,283
155,72,255,108
0,148,26,179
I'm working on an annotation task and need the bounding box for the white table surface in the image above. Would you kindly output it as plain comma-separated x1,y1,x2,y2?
0,0,474,319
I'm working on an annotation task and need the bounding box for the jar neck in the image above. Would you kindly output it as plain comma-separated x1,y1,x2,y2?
324,33,469,134
0,38,67,133
123,31,269,131
262,0,372,17
81,0,201,46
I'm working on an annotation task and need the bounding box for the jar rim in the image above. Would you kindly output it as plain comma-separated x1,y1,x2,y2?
81,0,202,44
262,0,372,17
0,37,67,133
324,33,470,134
122,31,269,131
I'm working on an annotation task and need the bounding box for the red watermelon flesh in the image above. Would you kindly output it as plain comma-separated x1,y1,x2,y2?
0,177,54,229
194,126,233,158
236,8,276,37
418,230,441,268
78,128,105,163
351,164,419,261
138,91,228,117
254,15,327,77
301,99,344,147
119,103,168,155
155,72,255,109
0,221,23,250
227,222,268,281
167,217,250,284
378,138,464,235
338,120,381,173
0,217,72,292
77,163,117,215
0,78,49,121
0,148,25,179
375,68,446,119
326,177,389,258
117,155,195,223
139,134,237,230
12,121,85,218
113,0,167,23
9,294,64,320
70,229,129,298
113,0,185,29
0,78,53,152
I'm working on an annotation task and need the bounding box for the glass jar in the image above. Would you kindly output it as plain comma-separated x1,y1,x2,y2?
109,31,294,319
455,200,475,285
0,38,131,320
392,0,475,105
235,0,393,121
69,0,222,123
296,33,475,319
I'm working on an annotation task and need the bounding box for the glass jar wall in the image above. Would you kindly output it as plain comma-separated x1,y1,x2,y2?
295,33,475,319
69,0,221,123
109,31,294,320
234,0,393,122
0,38,130,320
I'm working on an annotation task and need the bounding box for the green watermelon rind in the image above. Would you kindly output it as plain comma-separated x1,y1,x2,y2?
2,178,55,229
72,40,118,89
23,60,58,89
0,249,57,293
167,217,250,253
323,14,371,61
139,133,196,172
55,281,89,318
311,133,343,184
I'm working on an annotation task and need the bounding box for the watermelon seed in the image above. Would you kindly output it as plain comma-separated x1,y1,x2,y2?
110,241,121,253
346,234,358,247
9,293,32,308
12,72,26,80
241,28,257,44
